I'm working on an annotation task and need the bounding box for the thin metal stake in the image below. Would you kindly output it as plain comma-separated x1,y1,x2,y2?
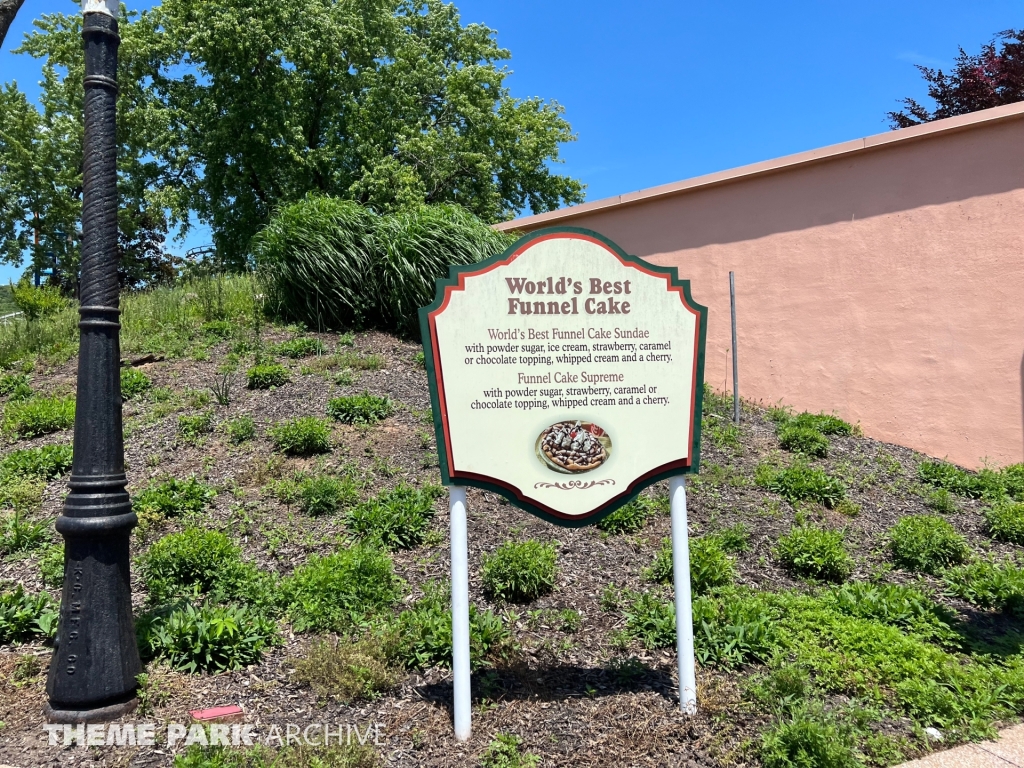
449,486,471,741
729,271,739,424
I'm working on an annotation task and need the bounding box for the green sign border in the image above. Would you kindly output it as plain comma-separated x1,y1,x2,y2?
418,226,708,528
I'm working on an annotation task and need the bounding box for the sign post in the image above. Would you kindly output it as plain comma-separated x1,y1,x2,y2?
419,228,707,738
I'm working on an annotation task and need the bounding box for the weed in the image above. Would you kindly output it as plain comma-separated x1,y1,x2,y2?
984,500,1024,544
757,460,846,508
137,603,279,674
281,545,400,632
646,536,735,594
345,483,442,549
0,444,73,479
335,370,356,386
178,410,214,444
0,476,44,511
179,743,380,766
292,637,398,703
917,460,1006,500
0,373,29,397
247,363,289,390
482,540,557,602
268,417,332,455
327,392,393,424
596,493,667,534
133,477,216,527
210,374,232,406
38,543,64,587
2,395,75,438
888,515,969,574
623,590,676,649
185,388,211,409
383,581,510,670
0,585,58,644
826,582,956,643
713,522,751,553
0,510,49,555
275,337,326,358
135,671,170,716
335,351,385,371
774,526,853,582
413,351,425,367
225,415,256,444
298,474,360,516
120,367,152,400
788,412,854,436
943,558,1024,614
201,319,234,339
778,425,829,458
479,733,540,768
693,590,779,666
761,703,861,768
707,421,742,450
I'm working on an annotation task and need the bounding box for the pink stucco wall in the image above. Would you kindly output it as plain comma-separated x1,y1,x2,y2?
501,107,1024,469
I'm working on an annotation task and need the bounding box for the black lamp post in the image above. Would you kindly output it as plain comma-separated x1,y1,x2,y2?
44,0,141,723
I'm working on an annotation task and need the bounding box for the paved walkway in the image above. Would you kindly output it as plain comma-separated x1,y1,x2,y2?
897,724,1024,767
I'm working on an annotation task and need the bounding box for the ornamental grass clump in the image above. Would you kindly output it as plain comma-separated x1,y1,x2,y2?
345,483,442,548
327,392,393,424
888,515,969,574
774,525,853,582
481,540,557,602
268,416,332,455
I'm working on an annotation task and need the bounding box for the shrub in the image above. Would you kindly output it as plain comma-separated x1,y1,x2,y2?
0,585,58,644
225,415,256,444
826,582,955,642
0,510,49,555
775,526,853,582
298,474,360,516
0,444,73,479
268,417,332,455
384,581,509,670
888,515,969,574
120,367,152,400
246,363,289,389
281,545,400,632
480,733,540,768
137,603,279,673
757,460,846,508
177,410,214,444
596,493,667,534
275,337,326,358
647,536,735,594
327,392,393,424
984,500,1024,545
692,590,779,667
10,280,70,320
2,395,75,438
1003,463,1024,500
345,483,441,548
943,559,1024,614
481,540,557,602
140,529,271,606
778,425,829,458
788,412,854,436
292,637,397,703
761,704,861,768
133,477,216,522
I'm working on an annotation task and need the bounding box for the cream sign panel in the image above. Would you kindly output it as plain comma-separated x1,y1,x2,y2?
420,229,708,526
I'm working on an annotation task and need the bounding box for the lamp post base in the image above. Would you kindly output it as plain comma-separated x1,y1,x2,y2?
43,695,138,724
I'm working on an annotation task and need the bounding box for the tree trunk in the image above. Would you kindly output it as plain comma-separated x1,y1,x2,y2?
0,0,27,51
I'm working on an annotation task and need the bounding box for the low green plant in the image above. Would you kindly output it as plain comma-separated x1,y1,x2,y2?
712,522,751,553
2,395,75,438
761,703,861,768
778,425,829,458
481,540,557,602
596,493,667,534
646,536,735,594
201,319,234,339
38,543,64,587
780,411,854,436
210,374,232,406
984,500,1024,545
479,733,540,768
136,603,279,673
281,545,400,632
120,367,152,400
623,589,676,649
888,515,969,574
383,581,510,670
0,444,73,479
133,477,216,523
275,337,326,358
0,475,43,510
345,483,442,548
327,392,393,424
335,351,386,371
825,582,956,642
178,410,214,444
174,743,378,768
918,460,1008,500
943,558,1024,614
292,637,398,703
0,510,49,554
140,528,272,607
926,488,957,514
298,474,360,516
0,585,58,644
0,372,29,396
693,590,779,666
774,526,853,582
225,415,256,444
268,417,332,455
246,363,289,389
707,421,741,450
757,460,846,508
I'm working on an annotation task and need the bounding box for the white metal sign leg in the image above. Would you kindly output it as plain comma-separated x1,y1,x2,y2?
670,476,697,714
449,486,472,740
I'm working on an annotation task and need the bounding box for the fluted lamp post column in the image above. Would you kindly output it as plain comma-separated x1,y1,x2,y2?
44,0,141,722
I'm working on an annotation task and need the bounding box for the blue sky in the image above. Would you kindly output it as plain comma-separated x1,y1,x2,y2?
2,0,1021,284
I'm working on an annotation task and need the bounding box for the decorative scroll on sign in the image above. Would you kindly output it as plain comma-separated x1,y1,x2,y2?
419,227,707,527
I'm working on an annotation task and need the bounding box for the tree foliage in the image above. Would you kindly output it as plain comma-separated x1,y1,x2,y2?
1,0,583,278
890,29,1024,128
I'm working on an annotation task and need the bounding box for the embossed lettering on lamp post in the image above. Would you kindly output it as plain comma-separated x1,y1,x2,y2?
44,0,142,722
